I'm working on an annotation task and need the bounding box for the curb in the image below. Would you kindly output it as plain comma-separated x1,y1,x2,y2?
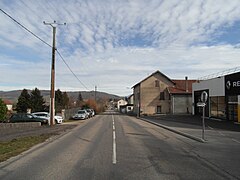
140,117,205,143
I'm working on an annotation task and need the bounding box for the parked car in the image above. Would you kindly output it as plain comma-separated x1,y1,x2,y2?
90,109,95,116
32,112,63,124
85,109,93,118
72,110,88,120
9,113,48,124
83,109,95,118
54,115,64,124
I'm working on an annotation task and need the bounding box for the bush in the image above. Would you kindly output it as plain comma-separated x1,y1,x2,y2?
0,99,7,122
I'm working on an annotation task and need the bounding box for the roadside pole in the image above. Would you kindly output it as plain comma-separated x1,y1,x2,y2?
44,21,66,126
200,91,208,141
202,104,205,140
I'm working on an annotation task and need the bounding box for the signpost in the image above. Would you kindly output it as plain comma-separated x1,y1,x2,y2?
197,91,208,141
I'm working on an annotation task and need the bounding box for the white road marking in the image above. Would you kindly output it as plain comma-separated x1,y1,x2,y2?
207,125,214,130
231,138,240,144
112,115,117,164
218,131,226,136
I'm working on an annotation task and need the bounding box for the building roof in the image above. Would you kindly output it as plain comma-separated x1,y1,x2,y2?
3,99,13,105
132,70,175,88
127,94,133,98
168,80,197,94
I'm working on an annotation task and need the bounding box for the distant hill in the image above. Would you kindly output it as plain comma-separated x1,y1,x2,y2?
0,90,121,103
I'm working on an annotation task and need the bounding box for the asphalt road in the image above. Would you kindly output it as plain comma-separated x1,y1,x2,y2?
0,110,237,180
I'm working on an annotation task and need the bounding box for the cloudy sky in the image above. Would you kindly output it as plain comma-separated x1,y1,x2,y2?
0,0,240,96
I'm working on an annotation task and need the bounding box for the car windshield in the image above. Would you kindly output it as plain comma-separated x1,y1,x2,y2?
78,110,85,114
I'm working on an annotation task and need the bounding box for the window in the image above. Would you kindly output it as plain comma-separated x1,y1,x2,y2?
210,96,226,119
155,80,159,87
160,92,165,100
156,106,161,113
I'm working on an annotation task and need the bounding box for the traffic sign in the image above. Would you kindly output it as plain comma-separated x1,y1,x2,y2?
197,102,206,107
201,91,208,103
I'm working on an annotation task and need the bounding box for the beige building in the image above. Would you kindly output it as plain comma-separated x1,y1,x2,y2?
133,71,196,116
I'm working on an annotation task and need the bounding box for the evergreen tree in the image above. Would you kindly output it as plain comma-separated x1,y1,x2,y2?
55,89,63,112
62,92,69,109
30,88,45,112
76,92,83,107
16,89,31,113
0,98,7,122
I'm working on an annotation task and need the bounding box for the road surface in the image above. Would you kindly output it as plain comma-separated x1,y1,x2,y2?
0,110,236,180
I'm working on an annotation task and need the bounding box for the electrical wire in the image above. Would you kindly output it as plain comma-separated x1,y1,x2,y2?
56,50,90,91
0,8,91,91
0,8,52,48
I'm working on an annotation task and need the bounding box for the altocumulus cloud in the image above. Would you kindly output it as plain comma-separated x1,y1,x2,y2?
0,0,240,96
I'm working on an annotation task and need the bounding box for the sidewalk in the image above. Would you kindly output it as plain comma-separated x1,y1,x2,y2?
140,115,240,143
139,114,240,179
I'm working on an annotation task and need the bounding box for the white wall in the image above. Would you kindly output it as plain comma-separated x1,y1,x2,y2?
192,77,225,97
117,99,127,110
6,104,13,111
192,77,225,115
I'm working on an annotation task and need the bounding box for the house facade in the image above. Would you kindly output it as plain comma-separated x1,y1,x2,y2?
133,71,196,116
125,94,134,113
3,99,13,111
169,79,196,114
117,99,127,113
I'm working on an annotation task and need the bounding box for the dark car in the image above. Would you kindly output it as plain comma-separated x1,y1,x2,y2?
9,113,48,125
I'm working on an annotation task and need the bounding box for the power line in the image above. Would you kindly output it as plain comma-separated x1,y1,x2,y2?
0,8,52,48
56,50,90,91
0,8,91,91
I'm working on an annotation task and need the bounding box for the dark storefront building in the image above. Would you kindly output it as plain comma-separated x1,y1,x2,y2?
193,71,240,123
225,72,240,122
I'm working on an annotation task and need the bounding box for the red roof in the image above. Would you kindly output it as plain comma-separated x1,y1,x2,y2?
3,99,13,105
168,80,197,94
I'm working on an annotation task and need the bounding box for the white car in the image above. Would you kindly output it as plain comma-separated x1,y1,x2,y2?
32,112,63,124
72,110,88,120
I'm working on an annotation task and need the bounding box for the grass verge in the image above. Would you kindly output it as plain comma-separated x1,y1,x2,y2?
0,134,51,162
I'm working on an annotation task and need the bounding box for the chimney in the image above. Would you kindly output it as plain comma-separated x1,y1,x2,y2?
185,76,189,92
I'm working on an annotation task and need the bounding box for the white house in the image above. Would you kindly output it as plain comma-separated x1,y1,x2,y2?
117,99,127,112
3,99,13,111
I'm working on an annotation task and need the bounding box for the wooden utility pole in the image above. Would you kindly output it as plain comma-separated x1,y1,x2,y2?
95,86,97,102
44,21,66,126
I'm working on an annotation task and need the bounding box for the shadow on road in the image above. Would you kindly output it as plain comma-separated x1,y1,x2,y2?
145,115,240,132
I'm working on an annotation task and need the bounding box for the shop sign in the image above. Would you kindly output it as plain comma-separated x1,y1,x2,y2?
225,72,240,95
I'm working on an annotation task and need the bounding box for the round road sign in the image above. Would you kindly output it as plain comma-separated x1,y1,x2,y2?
201,91,208,103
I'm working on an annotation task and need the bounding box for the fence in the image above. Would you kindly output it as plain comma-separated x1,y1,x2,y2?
62,107,80,120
